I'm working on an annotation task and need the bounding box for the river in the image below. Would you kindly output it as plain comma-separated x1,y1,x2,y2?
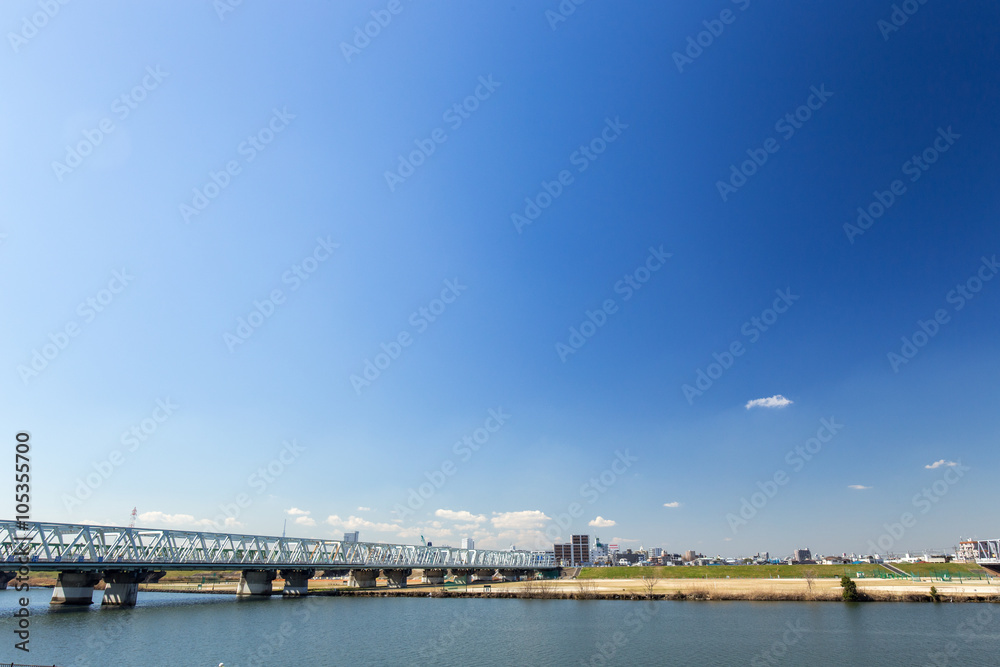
2,589,997,665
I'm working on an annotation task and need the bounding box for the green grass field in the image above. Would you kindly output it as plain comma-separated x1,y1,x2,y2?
892,562,992,578
578,563,993,580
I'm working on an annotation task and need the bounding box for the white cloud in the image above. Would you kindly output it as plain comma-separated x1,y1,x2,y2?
745,394,793,410
663,501,682,508
138,511,241,531
848,485,872,490
356,506,372,512
294,516,316,527
435,509,486,523
925,460,957,469
491,510,549,531
612,537,638,544
139,511,196,525
588,516,616,528
286,507,310,516
325,514,400,533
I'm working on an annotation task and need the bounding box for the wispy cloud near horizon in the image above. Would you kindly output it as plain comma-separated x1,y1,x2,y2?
745,394,793,410
925,460,958,469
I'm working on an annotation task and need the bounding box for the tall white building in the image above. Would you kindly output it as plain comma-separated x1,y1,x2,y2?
343,531,359,543
461,538,474,549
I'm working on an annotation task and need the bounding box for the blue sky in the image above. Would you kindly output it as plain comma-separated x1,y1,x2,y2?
2,0,998,558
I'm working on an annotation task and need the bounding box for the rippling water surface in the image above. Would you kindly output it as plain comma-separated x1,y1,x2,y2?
2,589,998,665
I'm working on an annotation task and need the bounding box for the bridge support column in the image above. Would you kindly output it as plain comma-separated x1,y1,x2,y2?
51,572,102,605
237,570,277,597
450,571,471,585
383,569,411,588
472,569,496,583
143,571,166,584
348,569,379,588
101,570,147,607
0,572,15,590
279,569,315,597
422,569,446,585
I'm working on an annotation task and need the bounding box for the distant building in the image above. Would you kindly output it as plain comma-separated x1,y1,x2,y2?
652,547,663,558
591,543,608,563
572,535,590,565
343,531,359,543
683,550,699,562
461,538,475,550
793,548,813,564
553,535,591,565
957,540,998,562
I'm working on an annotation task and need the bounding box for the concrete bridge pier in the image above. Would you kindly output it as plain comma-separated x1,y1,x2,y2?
101,570,148,606
237,569,277,597
51,572,102,605
143,571,167,584
449,570,471,585
0,572,16,590
472,569,496,583
383,569,411,588
279,569,315,596
348,569,379,588
421,569,446,585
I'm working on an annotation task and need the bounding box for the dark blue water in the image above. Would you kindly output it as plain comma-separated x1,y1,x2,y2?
2,589,998,666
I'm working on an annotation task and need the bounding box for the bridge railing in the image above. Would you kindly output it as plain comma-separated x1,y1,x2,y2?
1,520,555,569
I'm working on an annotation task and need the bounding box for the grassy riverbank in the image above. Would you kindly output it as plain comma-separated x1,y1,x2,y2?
578,563,992,580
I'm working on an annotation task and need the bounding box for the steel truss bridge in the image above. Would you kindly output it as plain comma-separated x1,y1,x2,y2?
0,520,556,605
1,520,553,570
